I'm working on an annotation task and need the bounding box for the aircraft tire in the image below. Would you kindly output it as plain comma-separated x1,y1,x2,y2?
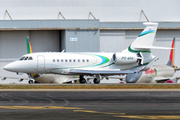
28,80,33,84
79,78,86,84
34,81,39,84
94,78,100,84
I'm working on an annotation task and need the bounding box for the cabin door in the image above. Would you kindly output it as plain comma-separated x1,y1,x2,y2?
37,55,45,72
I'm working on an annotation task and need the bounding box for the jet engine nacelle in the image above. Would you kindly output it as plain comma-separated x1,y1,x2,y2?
112,53,139,65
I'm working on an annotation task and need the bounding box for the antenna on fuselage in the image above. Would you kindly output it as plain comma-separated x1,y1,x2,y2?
61,49,65,53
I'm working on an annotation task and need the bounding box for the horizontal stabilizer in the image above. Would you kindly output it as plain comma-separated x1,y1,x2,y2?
134,45,173,50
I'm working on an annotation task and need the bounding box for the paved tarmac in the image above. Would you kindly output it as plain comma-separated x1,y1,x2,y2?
0,91,180,120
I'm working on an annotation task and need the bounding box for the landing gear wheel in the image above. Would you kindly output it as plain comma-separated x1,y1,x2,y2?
79,78,86,84
94,78,100,84
34,81,39,84
28,80,34,84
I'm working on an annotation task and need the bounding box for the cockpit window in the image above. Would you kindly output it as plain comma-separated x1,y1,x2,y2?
28,57,33,60
24,57,28,60
19,56,33,61
19,57,25,61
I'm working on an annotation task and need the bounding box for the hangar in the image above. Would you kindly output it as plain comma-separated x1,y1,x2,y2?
0,0,180,79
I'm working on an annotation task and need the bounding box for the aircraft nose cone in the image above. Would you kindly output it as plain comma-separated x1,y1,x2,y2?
3,63,17,72
126,71,143,83
3,64,12,71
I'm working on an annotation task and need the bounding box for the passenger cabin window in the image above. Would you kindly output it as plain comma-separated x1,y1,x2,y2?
61,59,63,62
78,59,80,62
57,59,59,62
87,59,89,62
53,59,55,62
82,59,85,62
73,59,76,62
65,59,67,62
69,59,72,62
28,57,33,60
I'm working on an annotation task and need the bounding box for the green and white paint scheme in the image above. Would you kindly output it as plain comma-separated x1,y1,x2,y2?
3,22,171,84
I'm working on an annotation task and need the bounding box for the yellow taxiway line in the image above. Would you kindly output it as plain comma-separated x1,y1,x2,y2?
1,106,180,119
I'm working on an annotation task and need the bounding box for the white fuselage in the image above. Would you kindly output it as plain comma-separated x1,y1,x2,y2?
126,65,175,83
4,52,148,75
138,65,174,83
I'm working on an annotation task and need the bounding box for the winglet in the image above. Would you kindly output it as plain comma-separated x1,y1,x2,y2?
26,36,33,54
141,57,159,71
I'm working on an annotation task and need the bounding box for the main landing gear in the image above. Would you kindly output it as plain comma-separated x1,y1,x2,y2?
93,75,100,84
79,75,86,84
93,78,100,84
28,80,39,84
79,75,101,84
28,80,34,84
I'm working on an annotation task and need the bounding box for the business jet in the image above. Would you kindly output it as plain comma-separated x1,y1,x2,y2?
3,22,171,84
126,38,180,83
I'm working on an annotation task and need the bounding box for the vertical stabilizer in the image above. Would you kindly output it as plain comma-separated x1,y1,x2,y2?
26,36,33,54
167,38,175,66
123,22,158,53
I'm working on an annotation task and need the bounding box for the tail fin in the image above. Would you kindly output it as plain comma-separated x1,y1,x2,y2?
167,37,175,66
124,22,158,53
123,22,172,53
122,22,173,65
26,36,33,54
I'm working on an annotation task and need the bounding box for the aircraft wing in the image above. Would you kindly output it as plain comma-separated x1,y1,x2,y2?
0,76,28,81
154,77,180,83
175,68,180,71
141,57,159,71
69,66,145,75
69,57,158,75
70,69,136,75
154,77,171,82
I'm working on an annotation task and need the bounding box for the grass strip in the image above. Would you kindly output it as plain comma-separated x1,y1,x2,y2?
0,84,180,89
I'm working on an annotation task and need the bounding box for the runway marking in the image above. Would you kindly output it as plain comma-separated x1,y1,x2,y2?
75,110,180,119
74,110,125,115
0,106,83,110
115,115,180,119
